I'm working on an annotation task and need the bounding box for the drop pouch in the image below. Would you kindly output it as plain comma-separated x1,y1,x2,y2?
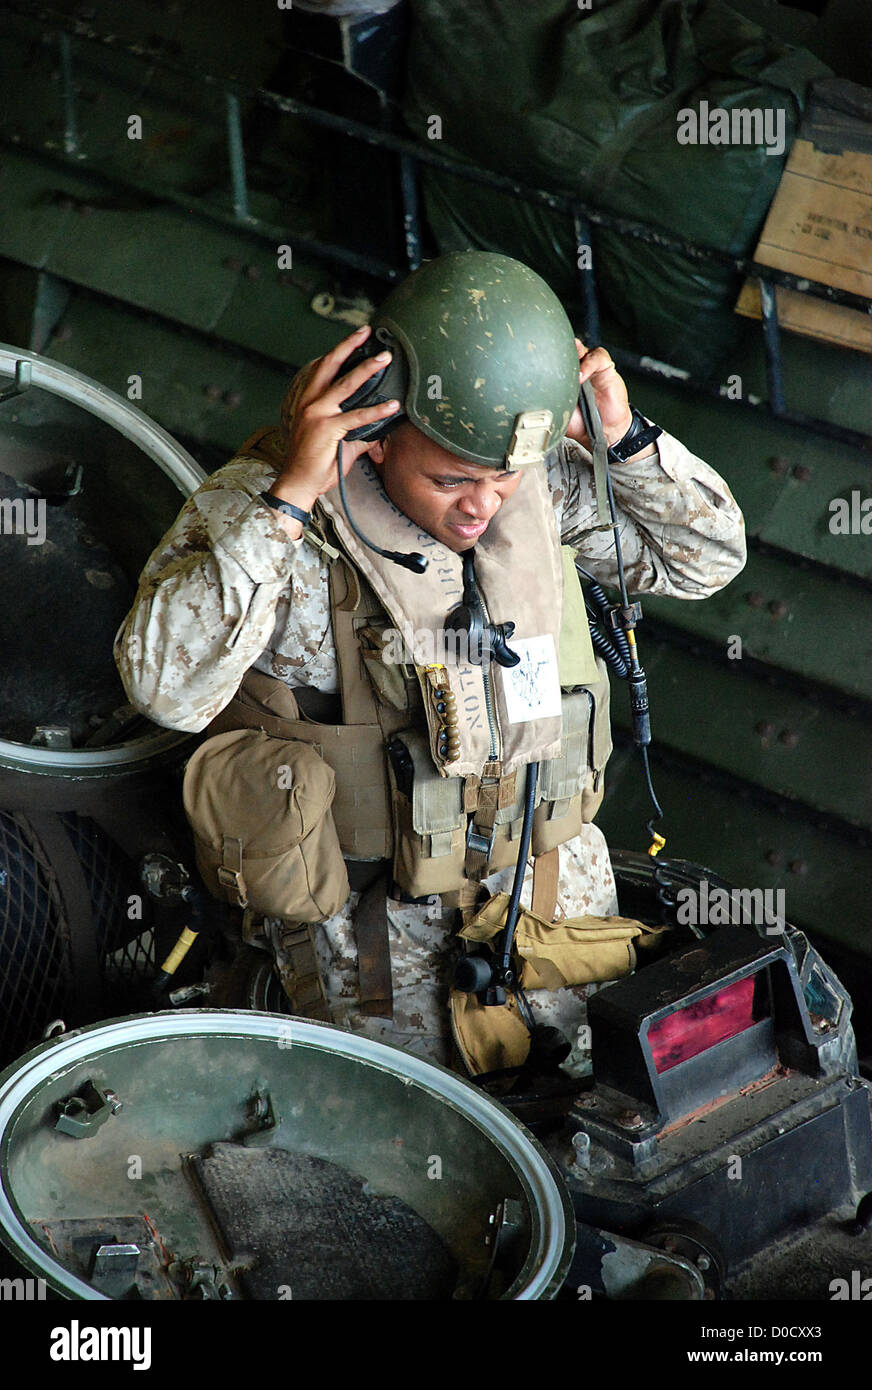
450,891,668,1074
183,727,350,922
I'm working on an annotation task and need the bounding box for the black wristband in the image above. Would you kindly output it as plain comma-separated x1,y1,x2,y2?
608,408,662,463
259,491,311,526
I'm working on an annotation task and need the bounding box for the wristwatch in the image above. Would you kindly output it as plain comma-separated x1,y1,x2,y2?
259,491,311,526
607,408,662,463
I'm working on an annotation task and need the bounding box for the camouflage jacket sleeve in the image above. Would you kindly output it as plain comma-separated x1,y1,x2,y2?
548,432,747,597
114,458,315,733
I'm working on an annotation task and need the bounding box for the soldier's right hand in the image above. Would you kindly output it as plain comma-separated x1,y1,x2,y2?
270,326,400,523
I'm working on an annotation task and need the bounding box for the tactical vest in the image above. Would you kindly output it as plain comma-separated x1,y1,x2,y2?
207,428,614,907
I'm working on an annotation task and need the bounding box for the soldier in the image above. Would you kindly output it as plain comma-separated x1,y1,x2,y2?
116,252,746,1073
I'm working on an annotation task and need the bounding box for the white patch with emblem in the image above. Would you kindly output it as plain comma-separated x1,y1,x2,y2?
501,635,562,723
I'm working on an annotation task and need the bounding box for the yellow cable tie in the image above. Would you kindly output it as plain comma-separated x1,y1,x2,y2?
160,926,199,976
647,831,666,858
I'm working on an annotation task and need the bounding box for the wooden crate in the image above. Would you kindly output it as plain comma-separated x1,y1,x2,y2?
736,134,872,354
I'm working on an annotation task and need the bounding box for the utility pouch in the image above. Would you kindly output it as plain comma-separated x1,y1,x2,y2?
459,891,656,989
450,990,532,1078
530,684,613,851
206,668,397,860
388,729,466,897
532,690,587,854
183,728,350,922
450,892,668,1075
388,698,602,897
356,619,419,713
388,729,552,896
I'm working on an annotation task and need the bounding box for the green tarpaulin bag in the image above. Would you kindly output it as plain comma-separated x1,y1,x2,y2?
403,0,829,373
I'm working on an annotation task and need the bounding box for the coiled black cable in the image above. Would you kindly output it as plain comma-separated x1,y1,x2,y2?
575,562,664,837
587,619,629,677
576,563,630,676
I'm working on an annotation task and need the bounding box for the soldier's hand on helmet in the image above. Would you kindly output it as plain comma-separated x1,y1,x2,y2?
566,340,634,452
270,326,400,520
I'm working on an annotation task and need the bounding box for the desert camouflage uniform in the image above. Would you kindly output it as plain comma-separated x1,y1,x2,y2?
116,429,746,1067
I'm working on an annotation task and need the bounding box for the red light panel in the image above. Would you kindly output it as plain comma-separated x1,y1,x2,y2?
648,975,759,1074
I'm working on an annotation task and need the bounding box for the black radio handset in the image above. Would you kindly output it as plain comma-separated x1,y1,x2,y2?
444,550,520,667
336,327,427,574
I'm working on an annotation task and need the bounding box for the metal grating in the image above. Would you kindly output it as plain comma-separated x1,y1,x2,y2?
0,810,71,1063
0,810,161,1068
58,813,156,986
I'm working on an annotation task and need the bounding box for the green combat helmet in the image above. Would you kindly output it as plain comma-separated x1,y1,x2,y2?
372,252,580,469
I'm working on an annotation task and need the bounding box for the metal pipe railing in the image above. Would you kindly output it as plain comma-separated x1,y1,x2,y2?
1,0,869,450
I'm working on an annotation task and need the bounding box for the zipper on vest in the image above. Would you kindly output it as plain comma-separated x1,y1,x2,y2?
457,549,502,763
482,666,500,761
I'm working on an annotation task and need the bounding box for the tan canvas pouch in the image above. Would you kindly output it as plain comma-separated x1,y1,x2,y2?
206,669,395,860
449,989,531,1076
183,728,350,922
459,891,656,988
450,892,669,1074
387,729,550,897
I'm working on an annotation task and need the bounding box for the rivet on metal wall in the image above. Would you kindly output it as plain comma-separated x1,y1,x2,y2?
768,600,788,619
755,720,775,740
769,456,789,475
747,592,765,608
765,850,783,867
204,384,223,401
778,729,798,748
792,465,812,482
789,860,809,876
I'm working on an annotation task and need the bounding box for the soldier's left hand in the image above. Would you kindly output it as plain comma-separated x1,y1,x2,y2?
566,340,633,451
